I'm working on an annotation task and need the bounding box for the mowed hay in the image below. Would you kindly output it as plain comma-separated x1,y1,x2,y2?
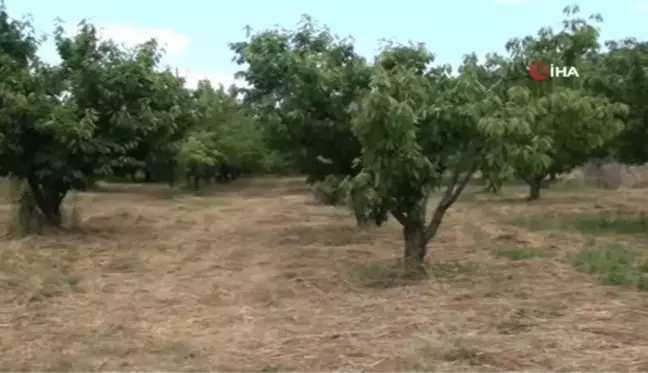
1,177,648,371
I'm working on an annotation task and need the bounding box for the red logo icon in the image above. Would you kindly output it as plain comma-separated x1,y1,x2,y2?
529,60,550,81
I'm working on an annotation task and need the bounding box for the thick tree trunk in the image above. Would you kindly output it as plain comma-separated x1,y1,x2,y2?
403,221,427,276
527,175,544,201
27,178,68,226
354,210,369,230
144,170,152,183
43,188,66,225
43,198,63,225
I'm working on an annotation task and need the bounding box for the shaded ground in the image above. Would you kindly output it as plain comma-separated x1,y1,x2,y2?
1,177,648,371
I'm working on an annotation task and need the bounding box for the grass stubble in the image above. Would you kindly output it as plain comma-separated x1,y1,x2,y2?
0,176,647,371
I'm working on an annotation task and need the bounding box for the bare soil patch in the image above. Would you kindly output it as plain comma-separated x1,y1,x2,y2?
1,178,647,371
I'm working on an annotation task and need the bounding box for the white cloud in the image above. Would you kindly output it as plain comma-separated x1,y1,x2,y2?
95,25,246,89
62,23,245,91
493,0,527,5
98,24,189,56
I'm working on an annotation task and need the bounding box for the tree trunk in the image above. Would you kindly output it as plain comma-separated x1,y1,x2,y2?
27,178,68,226
144,170,152,183
403,221,427,277
42,187,66,226
43,197,63,225
527,175,543,201
354,210,369,230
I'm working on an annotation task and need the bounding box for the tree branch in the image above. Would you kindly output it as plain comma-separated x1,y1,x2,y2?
438,148,480,210
425,149,480,243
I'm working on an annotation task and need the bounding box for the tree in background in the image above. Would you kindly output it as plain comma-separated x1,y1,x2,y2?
482,6,627,200
588,38,648,166
189,80,269,175
230,16,371,183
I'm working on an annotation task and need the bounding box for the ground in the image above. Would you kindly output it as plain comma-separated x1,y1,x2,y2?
1,176,648,372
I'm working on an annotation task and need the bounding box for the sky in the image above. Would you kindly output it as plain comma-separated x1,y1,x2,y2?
7,0,648,89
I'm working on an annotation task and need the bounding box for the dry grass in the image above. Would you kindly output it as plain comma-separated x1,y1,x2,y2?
1,176,648,371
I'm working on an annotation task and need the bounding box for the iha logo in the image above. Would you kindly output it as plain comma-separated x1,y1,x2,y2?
528,60,580,81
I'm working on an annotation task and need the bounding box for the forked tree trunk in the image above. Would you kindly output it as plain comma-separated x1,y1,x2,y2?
399,165,476,277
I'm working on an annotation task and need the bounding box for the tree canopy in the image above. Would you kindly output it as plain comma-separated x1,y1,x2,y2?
1,3,646,273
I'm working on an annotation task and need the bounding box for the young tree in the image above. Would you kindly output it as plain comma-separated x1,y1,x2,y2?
500,6,626,199
350,45,526,275
190,80,268,175
176,131,223,190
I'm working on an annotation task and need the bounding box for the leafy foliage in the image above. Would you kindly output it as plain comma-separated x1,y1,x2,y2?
587,39,648,165
1,4,646,274
0,6,272,228
479,6,627,199
350,46,527,273
230,16,370,181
